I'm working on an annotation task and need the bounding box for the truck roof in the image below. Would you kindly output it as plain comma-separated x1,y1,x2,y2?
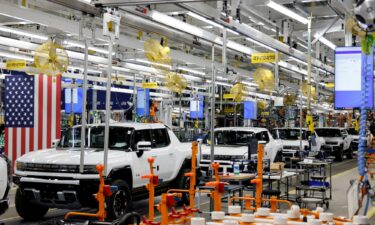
71,122,167,130
273,127,308,131
215,127,269,133
315,127,345,130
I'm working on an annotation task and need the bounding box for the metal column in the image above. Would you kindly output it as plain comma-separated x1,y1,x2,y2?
307,18,312,113
103,38,113,175
210,44,216,168
79,39,89,173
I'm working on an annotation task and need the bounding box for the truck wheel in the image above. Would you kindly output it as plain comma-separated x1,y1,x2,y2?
335,148,344,162
346,145,354,159
107,179,132,219
15,188,49,221
176,169,192,206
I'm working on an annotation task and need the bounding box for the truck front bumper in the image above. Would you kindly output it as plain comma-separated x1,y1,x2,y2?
14,176,99,209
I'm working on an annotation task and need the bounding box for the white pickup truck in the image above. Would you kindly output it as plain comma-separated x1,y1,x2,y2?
13,123,193,221
315,127,353,161
199,127,283,173
0,152,11,216
271,128,325,159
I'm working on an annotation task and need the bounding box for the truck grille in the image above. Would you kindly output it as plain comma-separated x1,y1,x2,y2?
17,162,97,174
283,145,300,150
202,154,244,160
325,142,338,145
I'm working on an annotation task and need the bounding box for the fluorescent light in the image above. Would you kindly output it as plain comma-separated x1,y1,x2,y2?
135,59,172,69
178,67,205,75
227,29,240,35
246,38,275,51
314,34,336,50
288,56,307,65
64,40,111,55
187,12,223,29
0,51,33,61
267,1,308,24
0,25,48,41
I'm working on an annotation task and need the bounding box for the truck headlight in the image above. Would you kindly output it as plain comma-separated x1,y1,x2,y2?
15,161,25,171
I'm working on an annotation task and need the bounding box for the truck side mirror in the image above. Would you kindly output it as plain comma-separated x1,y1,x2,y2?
52,139,60,148
136,141,152,157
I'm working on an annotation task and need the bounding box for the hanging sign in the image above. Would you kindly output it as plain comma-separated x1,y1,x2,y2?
6,60,26,70
142,82,158,89
224,107,234,113
251,52,280,64
223,94,234,99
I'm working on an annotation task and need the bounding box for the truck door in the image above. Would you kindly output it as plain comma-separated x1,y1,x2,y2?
150,128,176,182
131,128,155,188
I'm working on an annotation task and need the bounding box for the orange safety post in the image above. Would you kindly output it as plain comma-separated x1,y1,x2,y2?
157,193,182,225
270,196,277,212
184,141,198,209
65,164,110,221
141,157,159,221
250,143,264,209
205,162,227,211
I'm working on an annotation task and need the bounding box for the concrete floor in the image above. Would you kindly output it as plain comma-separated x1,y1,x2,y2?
1,159,374,224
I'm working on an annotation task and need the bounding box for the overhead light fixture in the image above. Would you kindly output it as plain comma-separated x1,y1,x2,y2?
64,40,112,55
135,59,172,69
0,51,33,61
0,25,48,41
227,29,239,35
178,67,205,76
314,34,336,50
267,1,308,24
246,38,275,51
187,12,224,29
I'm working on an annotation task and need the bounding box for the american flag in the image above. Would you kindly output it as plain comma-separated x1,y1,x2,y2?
5,73,61,166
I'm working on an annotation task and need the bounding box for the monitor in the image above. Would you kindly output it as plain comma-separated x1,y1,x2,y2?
334,46,374,109
190,95,204,119
136,88,150,116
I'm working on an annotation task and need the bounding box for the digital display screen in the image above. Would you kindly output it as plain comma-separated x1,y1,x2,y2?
136,88,150,116
244,101,257,119
190,95,204,119
334,47,374,109
64,78,83,114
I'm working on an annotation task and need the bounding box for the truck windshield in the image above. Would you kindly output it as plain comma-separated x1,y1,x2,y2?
60,126,133,150
277,129,307,140
315,129,341,137
214,131,254,146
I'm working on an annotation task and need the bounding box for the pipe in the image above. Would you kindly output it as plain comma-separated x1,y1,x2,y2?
79,39,89,173
103,39,113,176
210,44,215,169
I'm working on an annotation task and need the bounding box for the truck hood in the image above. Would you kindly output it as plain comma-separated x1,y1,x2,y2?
280,140,308,146
201,145,248,156
321,137,343,143
16,148,127,165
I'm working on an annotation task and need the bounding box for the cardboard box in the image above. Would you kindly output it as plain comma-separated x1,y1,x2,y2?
270,162,285,173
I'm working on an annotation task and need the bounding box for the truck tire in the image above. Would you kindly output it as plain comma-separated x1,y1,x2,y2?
346,145,354,159
335,147,344,162
15,188,49,221
175,169,192,206
107,179,132,219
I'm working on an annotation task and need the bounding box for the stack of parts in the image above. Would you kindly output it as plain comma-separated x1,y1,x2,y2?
189,206,370,225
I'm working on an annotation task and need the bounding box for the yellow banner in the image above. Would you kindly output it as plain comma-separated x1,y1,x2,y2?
142,82,158,89
223,94,234,99
251,52,281,64
6,60,26,70
224,107,234,113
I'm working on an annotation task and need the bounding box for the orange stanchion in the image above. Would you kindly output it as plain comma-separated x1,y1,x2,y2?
184,141,198,209
205,162,228,211
141,157,159,222
250,143,264,209
65,164,111,221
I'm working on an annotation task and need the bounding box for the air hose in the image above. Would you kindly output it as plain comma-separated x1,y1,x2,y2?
358,35,373,178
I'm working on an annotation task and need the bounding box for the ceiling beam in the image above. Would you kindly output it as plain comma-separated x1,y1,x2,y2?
179,2,334,73
92,0,221,7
